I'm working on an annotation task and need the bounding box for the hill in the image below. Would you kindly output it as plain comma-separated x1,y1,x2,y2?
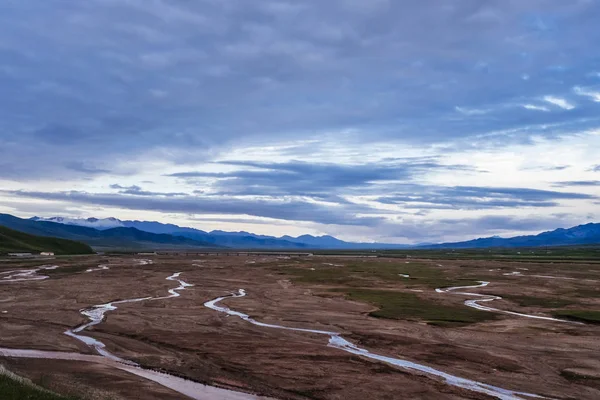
0,225,93,255
0,214,219,250
424,223,600,249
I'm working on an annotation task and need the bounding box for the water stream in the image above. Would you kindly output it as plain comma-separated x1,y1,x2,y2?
205,289,547,400
134,259,153,265
85,265,109,273
64,272,193,364
1,271,267,400
436,282,580,324
0,265,59,283
0,347,264,400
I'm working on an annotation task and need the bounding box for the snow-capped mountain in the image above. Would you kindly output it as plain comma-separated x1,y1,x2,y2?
30,216,125,230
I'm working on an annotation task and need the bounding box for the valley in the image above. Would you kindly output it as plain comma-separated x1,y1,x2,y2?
1,253,599,399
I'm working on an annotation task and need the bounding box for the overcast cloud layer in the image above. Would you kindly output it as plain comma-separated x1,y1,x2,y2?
1,0,599,243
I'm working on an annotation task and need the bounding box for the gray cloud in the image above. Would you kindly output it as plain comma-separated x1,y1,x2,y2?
1,1,600,180
522,165,570,172
66,162,111,175
110,184,142,191
109,184,188,197
167,158,478,198
4,190,385,227
4,182,595,243
552,180,600,187
322,214,586,243
1,1,599,242
3,182,593,242
547,166,570,171
436,215,582,236
376,185,595,210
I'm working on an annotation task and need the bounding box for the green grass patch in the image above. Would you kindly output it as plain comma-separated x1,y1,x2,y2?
566,288,600,299
552,310,600,324
378,263,480,288
335,288,496,326
283,262,480,288
503,295,573,309
0,372,78,400
284,267,356,285
561,369,600,382
313,246,600,262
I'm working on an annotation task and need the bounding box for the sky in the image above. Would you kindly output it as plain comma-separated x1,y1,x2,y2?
0,0,599,244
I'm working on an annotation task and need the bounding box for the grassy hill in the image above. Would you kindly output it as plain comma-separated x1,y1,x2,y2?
0,225,93,255
0,366,78,400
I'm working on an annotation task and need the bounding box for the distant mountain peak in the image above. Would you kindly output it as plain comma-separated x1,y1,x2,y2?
29,216,125,230
423,222,600,249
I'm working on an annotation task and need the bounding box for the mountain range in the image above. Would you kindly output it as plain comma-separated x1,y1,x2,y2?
421,223,600,249
27,216,409,249
0,214,216,250
1,214,599,250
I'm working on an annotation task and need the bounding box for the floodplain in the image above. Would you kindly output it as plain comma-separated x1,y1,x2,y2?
1,252,599,399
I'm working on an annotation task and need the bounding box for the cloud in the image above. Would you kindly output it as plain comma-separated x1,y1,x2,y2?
109,184,187,197
546,165,570,171
455,106,490,116
376,185,595,210
574,86,600,102
591,165,600,172
0,0,599,182
552,180,600,187
436,215,581,236
327,214,586,244
522,104,550,112
4,190,385,227
167,158,478,197
543,96,576,110
522,165,570,171
110,184,141,191
1,1,600,242
64,162,111,175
